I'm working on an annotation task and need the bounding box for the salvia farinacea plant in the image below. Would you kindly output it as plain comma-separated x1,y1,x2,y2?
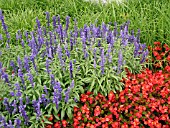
0,10,149,127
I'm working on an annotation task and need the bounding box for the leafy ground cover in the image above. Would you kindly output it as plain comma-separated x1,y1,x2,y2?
40,42,170,128
0,0,170,46
0,0,170,128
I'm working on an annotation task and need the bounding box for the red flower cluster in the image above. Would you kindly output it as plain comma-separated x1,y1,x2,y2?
44,114,68,128
148,42,170,70
73,67,170,128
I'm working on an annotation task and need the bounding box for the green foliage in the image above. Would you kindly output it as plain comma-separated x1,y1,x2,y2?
0,0,170,45
0,0,168,127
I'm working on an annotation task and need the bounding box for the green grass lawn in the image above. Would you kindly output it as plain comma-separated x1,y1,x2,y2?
0,0,170,46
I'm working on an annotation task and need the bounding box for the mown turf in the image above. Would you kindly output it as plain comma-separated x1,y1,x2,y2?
0,0,170,46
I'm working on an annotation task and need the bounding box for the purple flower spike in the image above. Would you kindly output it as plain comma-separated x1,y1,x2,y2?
41,94,48,106
64,88,70,103
44,85,48,95
2,72,9,84
70,79,74,88
45,12,50,28
93,48,97,59
0,62,2,69
16,30,21,41
64,44,70,57
50,74,55,86
124,39,128,46
21,39,25,49
69,60,73,79
24,56,30,72
53,81,62,109
7,120,14,128
108,54,112,63
18,69,25,85
27,71,34,87
55,81,62,100
18,98,29,125
57,15,60,25
26,96,30,105
17,56,22,70
48,47,53,59
53,89,59,109
106,43,111,57
30,55,37,73
98,40,101,47
117,50,123,74
81,32,86,43
107,31,113,44
124,23,129,37
94,59,96,69
14,83,22,97
140,49,149,64
100,48,105,75
141,43,146,52
129,30,135,43
14,82,20,90
3,98,11,113
46,58,51,74
92,25,97,38
32,99,41,120
102,22,107,37
57,45,65,70
10,91,15,96
0,34,3,41
0,117,8,128
74,98,78,102
65,16,70,31
64,80,74,103
113,22,118,37
52,16,57,30
11,100,17,114
73,19,78,44
58,24,63,42
36,17,41,29
82,38,88,59
14,118,21,128
24,31,29,42
0,10,10,44
134,41,140,57
70,32,74,51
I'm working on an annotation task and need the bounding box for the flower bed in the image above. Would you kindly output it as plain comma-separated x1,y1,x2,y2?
72,67,170,128
0,10,170,128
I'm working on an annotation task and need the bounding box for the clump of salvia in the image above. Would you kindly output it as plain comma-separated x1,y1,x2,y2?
0,10,149,127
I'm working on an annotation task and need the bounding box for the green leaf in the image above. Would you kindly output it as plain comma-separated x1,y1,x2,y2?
100,76,105,84
52,103,58,113
73,91,80,101
44,120,53,125
37,77,41,85
82,77,92,83
110,74,119,82
47,105,53,114
77,86,84,93
33,95,36,100
97,78,104,91
115,85,120,91
29,116,36,121
89,79,95,92
35,90,40,97
66,107,73,119
45,103,52,110
61,109,65,120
